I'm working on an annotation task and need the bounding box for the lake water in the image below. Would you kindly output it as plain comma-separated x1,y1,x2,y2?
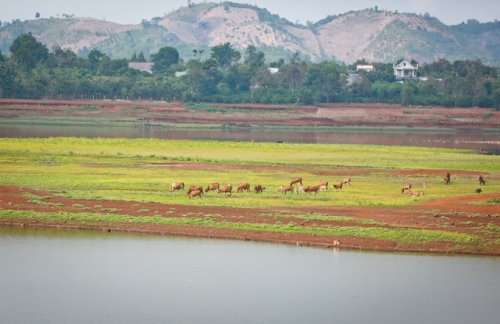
1,227,499,324
1,124,500,323
1,124,499,154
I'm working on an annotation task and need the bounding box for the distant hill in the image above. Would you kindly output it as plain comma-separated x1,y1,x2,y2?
1,3,499,65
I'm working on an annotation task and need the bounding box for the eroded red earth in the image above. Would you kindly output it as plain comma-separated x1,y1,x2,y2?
1,182,499,255
1,99,500,129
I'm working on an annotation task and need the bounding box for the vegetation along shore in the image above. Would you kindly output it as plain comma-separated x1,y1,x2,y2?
1,138,499,255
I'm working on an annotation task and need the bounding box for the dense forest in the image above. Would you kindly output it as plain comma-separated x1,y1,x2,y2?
1,33,500,109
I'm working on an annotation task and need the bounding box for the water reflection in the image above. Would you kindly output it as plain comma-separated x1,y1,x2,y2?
1,124,499,154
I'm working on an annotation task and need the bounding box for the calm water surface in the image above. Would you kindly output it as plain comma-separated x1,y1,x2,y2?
1,124,499,153
1,227,499,324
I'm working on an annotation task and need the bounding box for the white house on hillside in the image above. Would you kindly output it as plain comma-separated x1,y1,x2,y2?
393,60,418,79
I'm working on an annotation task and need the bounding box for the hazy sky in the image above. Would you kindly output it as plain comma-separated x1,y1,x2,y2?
1,0,499,26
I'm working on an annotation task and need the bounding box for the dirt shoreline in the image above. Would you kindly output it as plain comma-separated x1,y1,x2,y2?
1,185,499,255
1,99,500,130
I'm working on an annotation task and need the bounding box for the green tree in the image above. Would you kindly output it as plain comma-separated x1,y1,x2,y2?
492,88,500,110
9,32,49,69
244,45,265,71
0,62,18,97
281,54,306,94
151,47,179,73
87,49,105,72
401,85,415,105
183,58,222,97
302,61,341,104
137,51,147,62
210,43,241,70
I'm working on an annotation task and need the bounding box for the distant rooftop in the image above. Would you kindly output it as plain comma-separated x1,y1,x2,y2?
128,62,153,74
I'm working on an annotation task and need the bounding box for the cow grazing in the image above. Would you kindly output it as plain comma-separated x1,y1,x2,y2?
290,177,303,186
475,188,482,194
218,184,232,196
188,190,202,199
295,185,304,194
318,180,328,190
277,185,293,194
170,182,185,192
237,183,251,193
254,185,266,194
401,183,412,193
319,185,328,191
478,175,486,186
342,178,351,186
187,186,203,195
205,182,219,193
275,186,284,194
333,182,343,190
304,186,320,194
444,172,451,185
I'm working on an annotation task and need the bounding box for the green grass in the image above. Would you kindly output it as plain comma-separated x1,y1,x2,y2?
1,137,498,170
1,138,498,209
0,209,478,246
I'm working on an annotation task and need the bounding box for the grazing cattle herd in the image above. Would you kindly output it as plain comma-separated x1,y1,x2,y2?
172,172,489,198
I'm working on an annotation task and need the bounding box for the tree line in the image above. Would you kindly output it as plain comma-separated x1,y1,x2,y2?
1,32,500,109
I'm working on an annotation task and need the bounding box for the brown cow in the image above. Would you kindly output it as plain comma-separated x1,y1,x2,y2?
401,183,412,193
444,172,451,185
478,175,486,186
188,190,202,199
218,184,232,196
319,185,328,191
170,182,184,192
237,183,251,193
277,185,293,194
295,185,304,194
290,177,303,186
409,190,424,197
342,178,351,186
304,186,319,194
333,182,343,190
254,185,266,194
318,180,328,190
205,182,219,193
187,186,203,195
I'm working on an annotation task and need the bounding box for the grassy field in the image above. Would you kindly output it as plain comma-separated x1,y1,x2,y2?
0,137,499,208
1,137,499,253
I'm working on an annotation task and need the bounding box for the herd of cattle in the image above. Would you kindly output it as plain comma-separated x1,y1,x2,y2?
401,173,487,196
170,176,351,198
170,173,488,199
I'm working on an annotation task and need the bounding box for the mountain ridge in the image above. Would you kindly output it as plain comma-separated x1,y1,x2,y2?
1,3,499,65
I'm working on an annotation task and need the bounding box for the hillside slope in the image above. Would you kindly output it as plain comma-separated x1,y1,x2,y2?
1,3,499,65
